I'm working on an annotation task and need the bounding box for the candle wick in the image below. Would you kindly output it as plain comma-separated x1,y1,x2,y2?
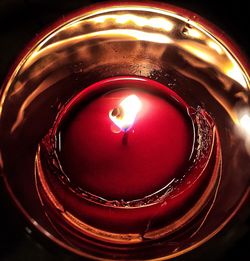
122,131,129,145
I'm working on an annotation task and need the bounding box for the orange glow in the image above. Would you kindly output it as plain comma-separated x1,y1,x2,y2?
178,41,248,89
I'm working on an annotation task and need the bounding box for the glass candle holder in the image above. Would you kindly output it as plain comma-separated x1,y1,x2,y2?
0,2,249,260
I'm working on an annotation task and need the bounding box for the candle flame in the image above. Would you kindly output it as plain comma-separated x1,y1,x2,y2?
109,95,142,131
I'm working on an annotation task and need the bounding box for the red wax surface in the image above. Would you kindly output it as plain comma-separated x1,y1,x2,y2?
59,77,193,200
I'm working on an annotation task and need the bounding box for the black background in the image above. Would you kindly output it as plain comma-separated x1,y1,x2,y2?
0,1,249,260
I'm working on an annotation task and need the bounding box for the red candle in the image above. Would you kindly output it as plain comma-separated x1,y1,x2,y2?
60,78,192,200
36,76,220,241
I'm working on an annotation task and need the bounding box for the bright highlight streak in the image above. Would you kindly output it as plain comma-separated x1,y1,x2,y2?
239,114,250,135
91,14,174,32
109,95,142,131
226,62,248,89
206,40,223,55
